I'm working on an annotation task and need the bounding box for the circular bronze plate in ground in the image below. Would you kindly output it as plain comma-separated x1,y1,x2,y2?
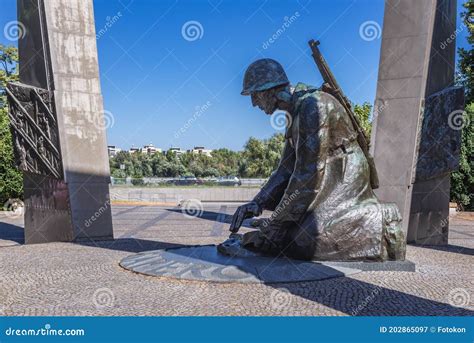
119,245,361,284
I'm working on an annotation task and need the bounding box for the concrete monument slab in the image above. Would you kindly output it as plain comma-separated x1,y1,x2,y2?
371,0,463,245
6,0,114,243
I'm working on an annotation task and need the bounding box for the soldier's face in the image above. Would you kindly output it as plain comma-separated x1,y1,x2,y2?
251,90,278,115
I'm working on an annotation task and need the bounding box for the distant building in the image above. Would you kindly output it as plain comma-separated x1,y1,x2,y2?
126,145,211,156
107,145,121,157
141,143,161,155
189,146,213,157
129,146,140,154
168,147,184,156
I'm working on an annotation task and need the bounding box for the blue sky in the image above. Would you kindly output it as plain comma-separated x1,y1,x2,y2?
0,0,470,151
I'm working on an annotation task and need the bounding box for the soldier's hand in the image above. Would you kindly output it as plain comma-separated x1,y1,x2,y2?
230,202,262,233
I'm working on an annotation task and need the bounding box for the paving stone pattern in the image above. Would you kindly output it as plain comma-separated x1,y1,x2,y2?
0,205,472,316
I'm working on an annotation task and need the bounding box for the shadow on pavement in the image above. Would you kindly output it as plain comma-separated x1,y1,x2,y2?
117,240,474,316
165,208,257,229
0,221,24,244
78,238,187,253
278,276,474,316
166,208,232,221
412,244,474,256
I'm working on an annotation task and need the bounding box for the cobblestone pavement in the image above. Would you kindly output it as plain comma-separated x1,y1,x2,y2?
0,204,472,316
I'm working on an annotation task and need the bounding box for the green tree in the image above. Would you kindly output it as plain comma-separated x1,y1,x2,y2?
353,102,372,138
209,148,241,176
0,44,22,205
150,152,167,176
457,0,473,103
106,103,379,181
242,133,285,177
451,0,474,210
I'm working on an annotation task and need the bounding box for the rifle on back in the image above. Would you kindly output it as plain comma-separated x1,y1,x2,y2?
308,39,379,189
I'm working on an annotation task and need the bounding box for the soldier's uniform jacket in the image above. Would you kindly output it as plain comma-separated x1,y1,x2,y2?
243,83,405,261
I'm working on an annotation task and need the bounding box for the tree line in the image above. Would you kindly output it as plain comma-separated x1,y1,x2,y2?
109,103,373,180
109,133,286,179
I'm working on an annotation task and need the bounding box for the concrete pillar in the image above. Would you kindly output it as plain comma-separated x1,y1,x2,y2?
371,0,461,245
17,0,113,243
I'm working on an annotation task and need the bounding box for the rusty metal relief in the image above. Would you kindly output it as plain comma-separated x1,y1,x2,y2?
414,86,465,182
6,82,62,179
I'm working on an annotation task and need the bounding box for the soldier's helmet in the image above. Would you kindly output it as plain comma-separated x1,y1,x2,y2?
241,59,289,95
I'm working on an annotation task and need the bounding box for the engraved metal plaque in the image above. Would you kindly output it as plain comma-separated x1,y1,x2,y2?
6,82,62,179
414,86,465,182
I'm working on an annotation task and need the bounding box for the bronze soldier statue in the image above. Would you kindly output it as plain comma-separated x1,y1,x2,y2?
219,58,406,261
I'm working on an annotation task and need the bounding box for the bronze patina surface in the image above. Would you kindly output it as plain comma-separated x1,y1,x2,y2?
221,59,406,262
